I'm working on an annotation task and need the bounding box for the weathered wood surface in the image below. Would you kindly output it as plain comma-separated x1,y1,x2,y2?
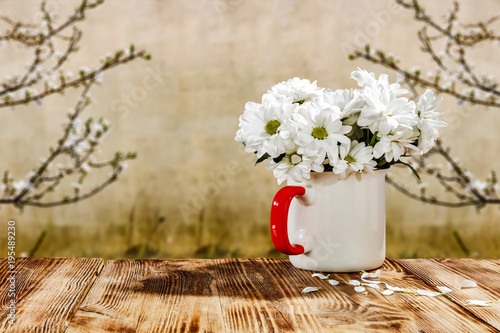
2,258,500,332
399,258,500,331
0,257,103,332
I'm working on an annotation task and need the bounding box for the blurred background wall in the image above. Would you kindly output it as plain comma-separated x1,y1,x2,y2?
0,0,499,259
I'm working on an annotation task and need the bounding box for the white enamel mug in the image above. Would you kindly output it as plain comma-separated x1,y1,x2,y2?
270,169,387,272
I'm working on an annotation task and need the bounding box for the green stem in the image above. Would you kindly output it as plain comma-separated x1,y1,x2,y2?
369,131,378,146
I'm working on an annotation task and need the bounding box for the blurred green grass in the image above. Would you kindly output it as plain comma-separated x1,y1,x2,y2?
4,212,500,260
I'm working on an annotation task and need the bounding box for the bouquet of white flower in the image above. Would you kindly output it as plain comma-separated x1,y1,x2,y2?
235,69,447,184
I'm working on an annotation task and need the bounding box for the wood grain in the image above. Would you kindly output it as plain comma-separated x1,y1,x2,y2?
398,258,500,331
67,259,227,333
4,257,500,332
386,259,498,332
0,257,103,332
250,258,419,333
212,258,324,332
66,258,500,332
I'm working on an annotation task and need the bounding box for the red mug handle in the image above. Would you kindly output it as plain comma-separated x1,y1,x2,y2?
270,186,306,255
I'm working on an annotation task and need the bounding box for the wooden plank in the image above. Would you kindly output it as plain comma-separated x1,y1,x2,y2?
257,258,497,332
0,257,103,332
258,258,422,332
7,257,498,332
68,258,500,332
383,259,499,332
397,258,500,331
66,259,227,332
212,258,325,332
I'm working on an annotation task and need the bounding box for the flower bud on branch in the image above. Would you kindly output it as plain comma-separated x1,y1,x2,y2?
0,0,150,209
349,0,500,209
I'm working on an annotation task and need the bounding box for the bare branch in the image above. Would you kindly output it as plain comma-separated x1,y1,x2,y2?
0,0,148,209
350,0,500,209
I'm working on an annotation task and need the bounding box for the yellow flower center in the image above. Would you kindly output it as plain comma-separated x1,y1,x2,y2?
265,120,281,135
312,127,328,140
345,156,356,163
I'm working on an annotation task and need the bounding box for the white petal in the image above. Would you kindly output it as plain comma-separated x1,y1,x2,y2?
361,269,381,279
328,279,339,286
349,280,361,286
465,300,494,306
361,270,382,284
302,287,320,293
382,289,394,296
312,273,330,280
460,280,477,289
436,286,452,294
354,286,366,293
384,283,408,292
365,283,380,289
361,278,382,284
417,289,441,297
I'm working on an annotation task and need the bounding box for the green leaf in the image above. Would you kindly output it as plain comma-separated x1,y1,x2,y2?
396,161,420,180
273,153,286,163
369,131,378,146
255,153,270,166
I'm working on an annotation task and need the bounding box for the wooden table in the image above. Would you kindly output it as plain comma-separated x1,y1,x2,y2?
1,258,499,332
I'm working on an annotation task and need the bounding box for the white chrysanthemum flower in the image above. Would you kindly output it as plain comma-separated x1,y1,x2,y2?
342,112,365,141
351,68,378,87
294,104,351,164
333,141,376,177
373,127,419,162
235,71,444,184
351,68,408,97
314,88,365,119
270,77,324,103
235,93,297,158
416,89,447,154
357,85,417,135
265,149,323,185
351,68,417,135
